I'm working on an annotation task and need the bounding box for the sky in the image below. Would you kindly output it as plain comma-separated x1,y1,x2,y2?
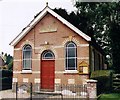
0,0,76,56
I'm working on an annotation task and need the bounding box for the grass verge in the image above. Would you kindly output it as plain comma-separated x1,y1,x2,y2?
98,93,120,100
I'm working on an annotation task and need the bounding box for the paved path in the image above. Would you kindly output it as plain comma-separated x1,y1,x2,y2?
0,90,86,100
0,89,30,99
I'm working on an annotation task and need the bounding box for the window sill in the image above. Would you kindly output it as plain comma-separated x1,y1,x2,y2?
64,70,78,74
21,70,32,74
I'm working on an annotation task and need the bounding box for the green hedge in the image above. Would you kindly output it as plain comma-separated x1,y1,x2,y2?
0,77,12,90
0,70,13,90
0,70,13,77
91,70,113,78
90,70,114,95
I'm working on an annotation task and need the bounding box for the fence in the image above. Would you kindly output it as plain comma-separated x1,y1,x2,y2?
55,84,88,98
12,83,88,99
11,80,97,99
12,82,32,100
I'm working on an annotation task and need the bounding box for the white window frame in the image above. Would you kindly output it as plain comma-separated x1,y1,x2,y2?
22,45,32,70
42,50,55,60
65,42,77,70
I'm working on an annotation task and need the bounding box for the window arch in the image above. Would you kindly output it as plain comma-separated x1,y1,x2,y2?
42,50,55,59
65,41,77,70
23,44,32,70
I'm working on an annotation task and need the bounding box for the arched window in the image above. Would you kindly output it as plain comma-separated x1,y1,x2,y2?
23,45,32,70
65,41,77,70
42,50,55,59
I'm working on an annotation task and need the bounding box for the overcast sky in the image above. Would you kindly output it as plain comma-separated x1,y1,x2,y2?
0,0,76,56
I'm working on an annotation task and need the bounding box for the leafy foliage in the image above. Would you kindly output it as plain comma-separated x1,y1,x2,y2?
1,52,13,71
90,70,113,94
75,2,120,72
54,2,120,72
91,70,113,78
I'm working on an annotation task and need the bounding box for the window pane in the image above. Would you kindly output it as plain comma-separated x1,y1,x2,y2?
68,43,75,47
23,60,31,69
24,51,31,59
65,42,77,70
42,51,54,59
68,59,76,70
25,46,31,50
68,48,75,57
44,52,53,59
23,45,32,70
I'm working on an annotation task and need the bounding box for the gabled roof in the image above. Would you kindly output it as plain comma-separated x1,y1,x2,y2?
10,5,91,46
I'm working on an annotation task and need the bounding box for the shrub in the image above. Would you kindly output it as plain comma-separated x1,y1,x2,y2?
0,70,13,90
0,77,12,90
0,70,13,77
90,70,114,95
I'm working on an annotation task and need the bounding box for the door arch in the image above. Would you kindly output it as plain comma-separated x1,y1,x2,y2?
41,50,55,91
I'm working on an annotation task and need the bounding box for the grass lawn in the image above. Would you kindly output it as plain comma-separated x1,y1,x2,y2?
98,93,120,100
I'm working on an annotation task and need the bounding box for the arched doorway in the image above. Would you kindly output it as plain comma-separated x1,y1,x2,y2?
41,50,55,91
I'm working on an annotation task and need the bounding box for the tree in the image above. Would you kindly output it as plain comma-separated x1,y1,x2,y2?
75,2,120,72
1,52,13,71
54,2,120,73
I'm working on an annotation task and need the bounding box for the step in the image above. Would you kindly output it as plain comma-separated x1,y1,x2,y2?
113,78,120,81
113,82,120,85
113,74,120,78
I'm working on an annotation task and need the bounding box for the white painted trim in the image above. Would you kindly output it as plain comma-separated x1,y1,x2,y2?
55,79,61,84
86,79,97,83
14,59,40,62
13,70,80,74
52,45,64,48
21,70,32,74
13,71,65,74
55,71,64,74
13,44,89,51
14,59,22,61
13,71,40,74
78,57,89,60
34,78,40,83
10,6,91,46
13,57,89,62
47,8,91,41
64,70,78,74
78,44,89,47
13,71,21,74
13,78,18,82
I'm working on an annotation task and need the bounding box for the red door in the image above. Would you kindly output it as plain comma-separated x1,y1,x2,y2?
41,60,55,91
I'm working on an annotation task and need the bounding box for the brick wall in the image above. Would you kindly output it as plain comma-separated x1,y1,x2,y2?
13,13,90,86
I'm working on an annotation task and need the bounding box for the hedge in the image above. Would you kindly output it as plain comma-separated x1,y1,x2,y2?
90,70,114,95
0,70,13,90
0,70,13,77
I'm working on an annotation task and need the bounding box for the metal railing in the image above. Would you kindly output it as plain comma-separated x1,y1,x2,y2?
55,84,88,99
13,83,88,100
15,82,32,100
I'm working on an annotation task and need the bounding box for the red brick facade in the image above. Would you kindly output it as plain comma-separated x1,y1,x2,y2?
11,6,105,91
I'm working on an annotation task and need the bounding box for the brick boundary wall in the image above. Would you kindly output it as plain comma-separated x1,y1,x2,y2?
86,79,97,99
